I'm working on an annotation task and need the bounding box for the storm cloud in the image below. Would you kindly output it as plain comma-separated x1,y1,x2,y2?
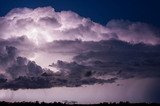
0,6,160,45
0,7,160,89
0,45,114,90
51,40,160,79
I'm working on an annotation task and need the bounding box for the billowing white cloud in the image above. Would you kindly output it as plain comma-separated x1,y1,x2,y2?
0,7,159,46
107,20,160,45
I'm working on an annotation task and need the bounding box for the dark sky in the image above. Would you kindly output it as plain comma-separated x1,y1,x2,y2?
0,0,160,27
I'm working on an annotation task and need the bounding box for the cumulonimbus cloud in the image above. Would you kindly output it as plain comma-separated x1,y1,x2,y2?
0,7,160,90
0,6,160,45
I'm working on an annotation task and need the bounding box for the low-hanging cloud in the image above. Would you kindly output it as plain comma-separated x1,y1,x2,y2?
0,7,160,90
51,39,160,79
0,45,115,90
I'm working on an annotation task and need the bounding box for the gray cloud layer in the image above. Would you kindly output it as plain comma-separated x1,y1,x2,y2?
0,44,115,90
51,39,160,79
0,7,160,89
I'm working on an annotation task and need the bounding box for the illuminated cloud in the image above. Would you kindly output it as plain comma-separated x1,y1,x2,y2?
0,7,159,45
0,45,115,90
0,7,160,89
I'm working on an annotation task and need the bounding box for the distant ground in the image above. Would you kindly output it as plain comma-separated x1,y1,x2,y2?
0,101,159,106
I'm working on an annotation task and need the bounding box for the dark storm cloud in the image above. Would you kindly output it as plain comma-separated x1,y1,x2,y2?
0,46,17,70
0,42,159,88
0,42,52,89
0,7,160,90
6,57,44,79
0,43,42,77
51,39,160,79
0,40,116,90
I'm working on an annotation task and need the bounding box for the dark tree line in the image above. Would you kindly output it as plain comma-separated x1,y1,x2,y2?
0,101,159,106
